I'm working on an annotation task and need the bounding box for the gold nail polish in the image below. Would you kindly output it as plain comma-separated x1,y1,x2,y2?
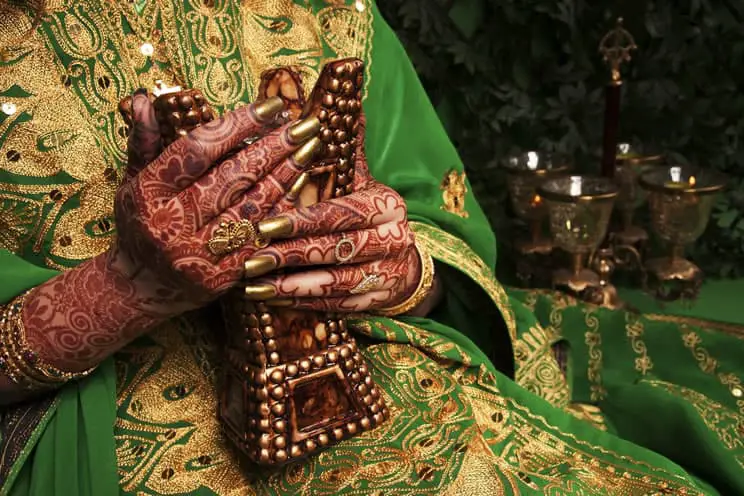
244,284,277,300
243,256,278,278
288,116,321,143
253,96,285,122
266,298,294,307
257,216,293,239
287,172,310,200
292,137,321,167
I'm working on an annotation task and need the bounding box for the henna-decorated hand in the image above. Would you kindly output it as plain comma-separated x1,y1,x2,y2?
240,114,427,314
113,92,323,305
11,93,321,379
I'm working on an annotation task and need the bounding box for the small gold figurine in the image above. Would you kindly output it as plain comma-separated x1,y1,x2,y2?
440,169,469,218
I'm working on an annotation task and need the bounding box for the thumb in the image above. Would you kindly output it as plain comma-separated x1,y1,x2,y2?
120,89,162,179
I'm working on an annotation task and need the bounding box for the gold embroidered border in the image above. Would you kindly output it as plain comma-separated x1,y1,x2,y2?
647,313,744,340
583,309,607,402
410,222,569,407
680,327,744,415
643,379,744,469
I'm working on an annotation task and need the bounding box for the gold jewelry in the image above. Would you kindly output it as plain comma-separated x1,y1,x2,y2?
334,235,356,264
207,220,267,257
0,291,96,390
377,245,435,317
349,271,382,295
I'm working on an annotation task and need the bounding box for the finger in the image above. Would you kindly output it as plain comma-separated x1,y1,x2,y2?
241,222,412,278
244,259,400,300
177,117,320,230
210,137,320,230
256,184,406,241
262,291,392,313
127,90,162,179
140,96,285,196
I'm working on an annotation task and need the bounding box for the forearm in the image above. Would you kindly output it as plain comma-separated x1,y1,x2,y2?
0,250,188,402
23,250,189,371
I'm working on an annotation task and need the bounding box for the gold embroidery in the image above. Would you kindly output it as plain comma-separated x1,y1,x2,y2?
647,312,744,340
584,308,607,402
440,168,469,218
625,313,653,375
0,0,373,268
410,222,515,344
643,379,744,469
115,318,253,494
681,328,744,414
116,318,703,495
565,403,608,431
410,222,570,408
512,324,569,408
464,377,703,495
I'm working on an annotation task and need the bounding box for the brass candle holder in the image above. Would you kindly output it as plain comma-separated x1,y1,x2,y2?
639,165,725,300
538,176,618,296
614,142,665,246
504,151,572,254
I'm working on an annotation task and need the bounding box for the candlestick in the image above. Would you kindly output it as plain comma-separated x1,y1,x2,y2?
599,18,637,179
601,82,622,178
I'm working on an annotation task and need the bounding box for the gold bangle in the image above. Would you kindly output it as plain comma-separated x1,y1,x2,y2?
0,291,96,390
377,244,435,317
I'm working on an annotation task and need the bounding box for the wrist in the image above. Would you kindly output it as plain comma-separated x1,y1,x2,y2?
22,250,174,372
377,244,436,317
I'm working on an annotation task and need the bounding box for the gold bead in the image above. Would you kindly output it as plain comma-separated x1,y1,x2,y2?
318,434,329,446
270,386,285,400
275,450,288,463
274,435,287,449
270,370,284,384
286,364,298,377
290,445,302,458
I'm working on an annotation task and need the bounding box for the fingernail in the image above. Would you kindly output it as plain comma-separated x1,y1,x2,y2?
244,284,277,300
253,96,285,122
287,172,309,200
266,298,294,307
291,137,321,167
243,255,277,278
287,116,321,144
133,87,148,96
257,216,293,239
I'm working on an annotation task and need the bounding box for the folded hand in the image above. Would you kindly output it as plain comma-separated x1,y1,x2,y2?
242,115,423,313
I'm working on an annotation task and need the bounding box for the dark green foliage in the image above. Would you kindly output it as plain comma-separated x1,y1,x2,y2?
377,0,744,278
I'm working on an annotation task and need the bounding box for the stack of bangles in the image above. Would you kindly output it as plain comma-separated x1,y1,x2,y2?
377,244,436,317
0,291,96,390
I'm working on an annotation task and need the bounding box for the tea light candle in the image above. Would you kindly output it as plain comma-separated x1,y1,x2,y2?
570,176,582,196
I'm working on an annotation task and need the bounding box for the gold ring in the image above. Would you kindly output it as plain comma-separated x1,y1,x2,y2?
349,271,382,295
207,220,268,257
334,235,356,264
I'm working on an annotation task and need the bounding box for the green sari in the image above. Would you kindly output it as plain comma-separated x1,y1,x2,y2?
0,1,742,494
